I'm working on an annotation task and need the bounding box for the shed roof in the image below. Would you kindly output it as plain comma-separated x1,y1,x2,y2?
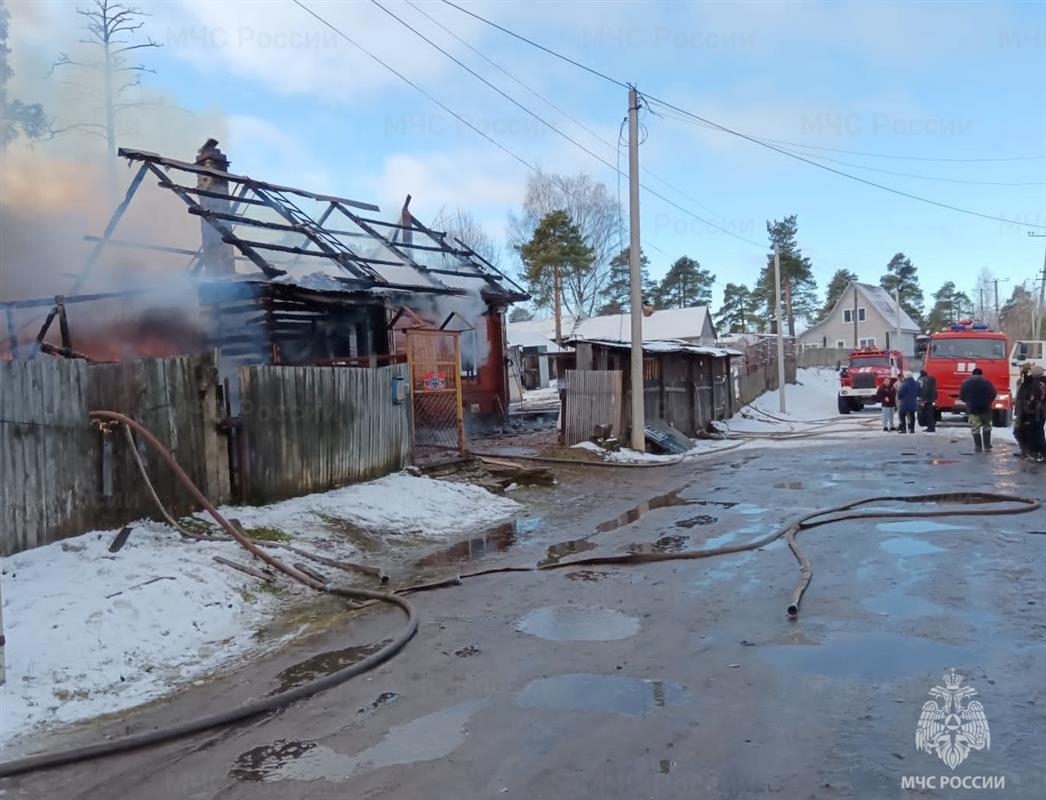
576,337,741,358
508,305,712,344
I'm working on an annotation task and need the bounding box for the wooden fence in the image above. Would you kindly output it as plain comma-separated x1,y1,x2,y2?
0,354,227,555
798,347,850,369
564,369,624,446
1,357,412,555
238,363,410,504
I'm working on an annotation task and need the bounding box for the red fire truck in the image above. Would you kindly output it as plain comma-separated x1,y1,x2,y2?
923,322,1012,427
837,347,904,414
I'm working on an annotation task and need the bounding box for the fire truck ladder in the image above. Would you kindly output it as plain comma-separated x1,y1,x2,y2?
248,184,387,284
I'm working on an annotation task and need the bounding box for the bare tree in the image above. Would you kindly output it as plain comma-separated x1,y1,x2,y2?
433,208,501,267
49,0,162,201
972,267,998,327
508,170,621,318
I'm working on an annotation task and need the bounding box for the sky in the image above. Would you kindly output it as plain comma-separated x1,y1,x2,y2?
3,0,1045,319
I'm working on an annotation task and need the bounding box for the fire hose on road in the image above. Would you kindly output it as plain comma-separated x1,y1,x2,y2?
0,414,1040,779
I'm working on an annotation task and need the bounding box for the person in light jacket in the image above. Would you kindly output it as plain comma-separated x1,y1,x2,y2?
875,377,897,431
896,372,920,434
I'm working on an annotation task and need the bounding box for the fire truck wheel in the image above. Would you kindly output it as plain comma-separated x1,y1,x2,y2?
837,395,852,415
992,409,1011,428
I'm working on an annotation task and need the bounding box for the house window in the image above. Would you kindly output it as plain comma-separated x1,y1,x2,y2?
859,337,876,348
836,340,846,348
842,307,867,323
460,329,479,378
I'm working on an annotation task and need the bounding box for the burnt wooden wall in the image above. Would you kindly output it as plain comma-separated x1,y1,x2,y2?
0,354,228,556
238,363,410,504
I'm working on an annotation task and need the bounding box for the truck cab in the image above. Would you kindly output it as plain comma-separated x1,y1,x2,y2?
924,323,1011,427
1009,340,1046,399
837,347,903,414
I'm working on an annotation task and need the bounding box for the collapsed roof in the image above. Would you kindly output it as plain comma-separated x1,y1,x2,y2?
73,143,528,304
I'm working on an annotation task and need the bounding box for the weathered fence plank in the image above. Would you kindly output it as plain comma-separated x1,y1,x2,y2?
564,369,624,446
238,364,410,504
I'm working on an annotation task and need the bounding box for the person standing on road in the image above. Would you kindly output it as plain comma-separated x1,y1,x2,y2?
896,372,920,434
958,367,997,452
918,370,938,433
1014,364,1046,461
876,376,897,431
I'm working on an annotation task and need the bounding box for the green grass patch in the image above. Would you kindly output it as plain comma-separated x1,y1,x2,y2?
245,525,292,542
177,516,218,535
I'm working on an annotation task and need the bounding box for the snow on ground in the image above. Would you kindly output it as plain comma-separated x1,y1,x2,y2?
572,439,740,463
516,386,560,410
0,473,519,742
728,368,855,434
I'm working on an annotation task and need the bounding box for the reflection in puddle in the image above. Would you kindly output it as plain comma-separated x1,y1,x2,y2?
879,536,945,557
627,534,689,554
760,633,979,681
596,490,692,532
675,515,717,529
416,517,543,568
864,583,946,619
271,640,391,694
517,673,685,716
564,570,610,582
517,605,640,641
877,520,969,534
539,538,597,566
233,700,486,783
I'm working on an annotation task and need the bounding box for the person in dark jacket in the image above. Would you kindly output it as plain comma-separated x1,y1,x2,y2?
918,370,938,432
958,367,998,452
896,372,920,434
1014,364,1046,461
875,377,897,431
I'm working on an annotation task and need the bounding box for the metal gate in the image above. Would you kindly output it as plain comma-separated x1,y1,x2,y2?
405,328,466,460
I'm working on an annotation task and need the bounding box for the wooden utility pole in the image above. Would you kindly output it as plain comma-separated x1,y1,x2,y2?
852,286,859,348
1030,233,1046,339
553,264,562,346
774,243,787,412
627,86,645,451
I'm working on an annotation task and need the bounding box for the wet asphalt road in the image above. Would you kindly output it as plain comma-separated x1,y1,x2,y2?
5,420,1046,799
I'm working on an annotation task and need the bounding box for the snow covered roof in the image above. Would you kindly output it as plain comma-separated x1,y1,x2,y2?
577,337,741,358
803,281,920,335
506,328,567,353
508,305,713,344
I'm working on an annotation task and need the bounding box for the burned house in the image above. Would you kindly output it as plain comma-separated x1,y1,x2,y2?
2,141,527,424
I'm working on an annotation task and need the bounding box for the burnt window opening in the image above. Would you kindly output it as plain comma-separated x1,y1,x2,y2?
460,328,479,379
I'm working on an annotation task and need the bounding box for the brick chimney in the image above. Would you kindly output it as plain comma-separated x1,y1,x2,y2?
196,138,236,276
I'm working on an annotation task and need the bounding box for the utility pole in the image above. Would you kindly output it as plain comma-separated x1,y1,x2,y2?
990,278,1009,329
895,288,902,362
1030,232,1046,339
627,86,645,451
553,265,562,346
774,243,787,412
852,286,859,348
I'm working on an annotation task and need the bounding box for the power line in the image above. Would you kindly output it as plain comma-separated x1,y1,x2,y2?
440,0,1046,231
749,137,1046,164
367,0,763,247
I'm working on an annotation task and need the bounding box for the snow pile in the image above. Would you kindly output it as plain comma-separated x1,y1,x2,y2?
518,386,560,410
572,439,738,463
0,473,519,741
224,473,520,539
729,368,849,433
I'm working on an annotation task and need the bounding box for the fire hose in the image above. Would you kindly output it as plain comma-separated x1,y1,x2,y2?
0,411,418,780
0,415,1039,779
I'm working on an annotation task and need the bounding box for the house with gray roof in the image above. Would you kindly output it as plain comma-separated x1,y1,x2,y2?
799,281,921,355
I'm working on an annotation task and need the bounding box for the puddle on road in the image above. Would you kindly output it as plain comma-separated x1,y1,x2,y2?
760,633,980,681
878,537,945,557
270,640,392,694
863,584,947,619
415,517,544,568
538,537,597,567
564,569,610,582
877,520,969,534
626,534,689,554
517,605,640,641
692,500,739,509
596,490,692,533
675,514,717,529
517,674,685,716
233,700,486,783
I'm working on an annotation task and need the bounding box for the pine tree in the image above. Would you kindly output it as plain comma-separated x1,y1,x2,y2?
753,215,818,335
1,4,49,147
517,210,595,341
655,256,715,309
508,306,534,323
925,281,972,332
715,283,755,333
820,269,858,319
599,246,651,315
879,252,924,325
